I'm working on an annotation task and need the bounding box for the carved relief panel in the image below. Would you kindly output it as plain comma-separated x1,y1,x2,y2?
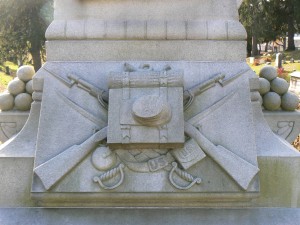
32,62,259,206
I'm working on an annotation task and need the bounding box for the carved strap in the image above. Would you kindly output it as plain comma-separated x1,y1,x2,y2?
122,72,130,99
121,125,131,143
159,70,169,142
108,70,183,89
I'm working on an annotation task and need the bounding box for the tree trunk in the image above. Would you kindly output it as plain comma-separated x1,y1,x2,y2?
246,35,252,57
264,42,269,52
251,35,259,56
30,41,42,72
17,54,23,67
287,1,296,51
283,37,287,51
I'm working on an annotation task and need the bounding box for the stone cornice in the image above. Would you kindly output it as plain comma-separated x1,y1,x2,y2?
46,19,246,41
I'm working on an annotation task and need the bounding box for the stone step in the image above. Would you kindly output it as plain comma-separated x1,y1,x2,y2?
0,208,300,225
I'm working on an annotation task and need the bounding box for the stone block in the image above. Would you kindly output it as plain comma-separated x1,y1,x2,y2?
147,21,166,40
166,21,186,40
66,20,85,39
126,21,146,39
106,21,126,39
45,19,248,41
85,19,105,39
32,77,44,92
207,20,227,40
45,20,66,40
227,20,247,40
187,20,207,40
46,40,247,61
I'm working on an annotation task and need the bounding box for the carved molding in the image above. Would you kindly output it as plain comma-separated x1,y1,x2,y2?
0,122,17,140
46,19,246,41
276,121,295,140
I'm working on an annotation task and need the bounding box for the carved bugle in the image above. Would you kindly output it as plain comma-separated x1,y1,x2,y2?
34,127,108,190
184,122,259,191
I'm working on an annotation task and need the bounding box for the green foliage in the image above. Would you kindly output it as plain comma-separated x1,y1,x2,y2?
0,0,53,70
283,51,300,60
239,0,300,54
0,72,13,88
239,0,277,41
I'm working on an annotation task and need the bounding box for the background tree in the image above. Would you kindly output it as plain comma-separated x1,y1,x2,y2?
278,0,300,51
0,0,53,71
239,0,300,55
239,0,275,56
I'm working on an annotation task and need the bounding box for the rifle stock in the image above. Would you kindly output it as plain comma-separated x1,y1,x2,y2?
34,127,107,190
184,122,259,190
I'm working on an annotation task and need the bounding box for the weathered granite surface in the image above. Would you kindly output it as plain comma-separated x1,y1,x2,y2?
1,208,300,225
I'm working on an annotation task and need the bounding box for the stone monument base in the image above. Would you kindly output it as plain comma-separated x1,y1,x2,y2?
0,208,300,225
1,0,300,222
1,153,299,208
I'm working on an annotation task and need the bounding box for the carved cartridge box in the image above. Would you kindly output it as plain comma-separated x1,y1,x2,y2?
107,70,184,149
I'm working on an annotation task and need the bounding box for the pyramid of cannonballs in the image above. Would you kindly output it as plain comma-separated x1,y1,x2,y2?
0,66,34,111
259,66,299,111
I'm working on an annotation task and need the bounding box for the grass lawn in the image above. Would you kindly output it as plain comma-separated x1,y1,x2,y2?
249,61,300,74
0,72,13,92
247,51,300,82
0,61,17,92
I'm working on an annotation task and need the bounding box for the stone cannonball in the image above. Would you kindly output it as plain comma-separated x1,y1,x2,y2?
0,93,14,111
258,78,270,95
259,66,277,81
270,77,289,95
7,78,25,96
17,65,35,82
26,80,34,94
14,93,32,111
263,92,281,111
281,92,299,111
